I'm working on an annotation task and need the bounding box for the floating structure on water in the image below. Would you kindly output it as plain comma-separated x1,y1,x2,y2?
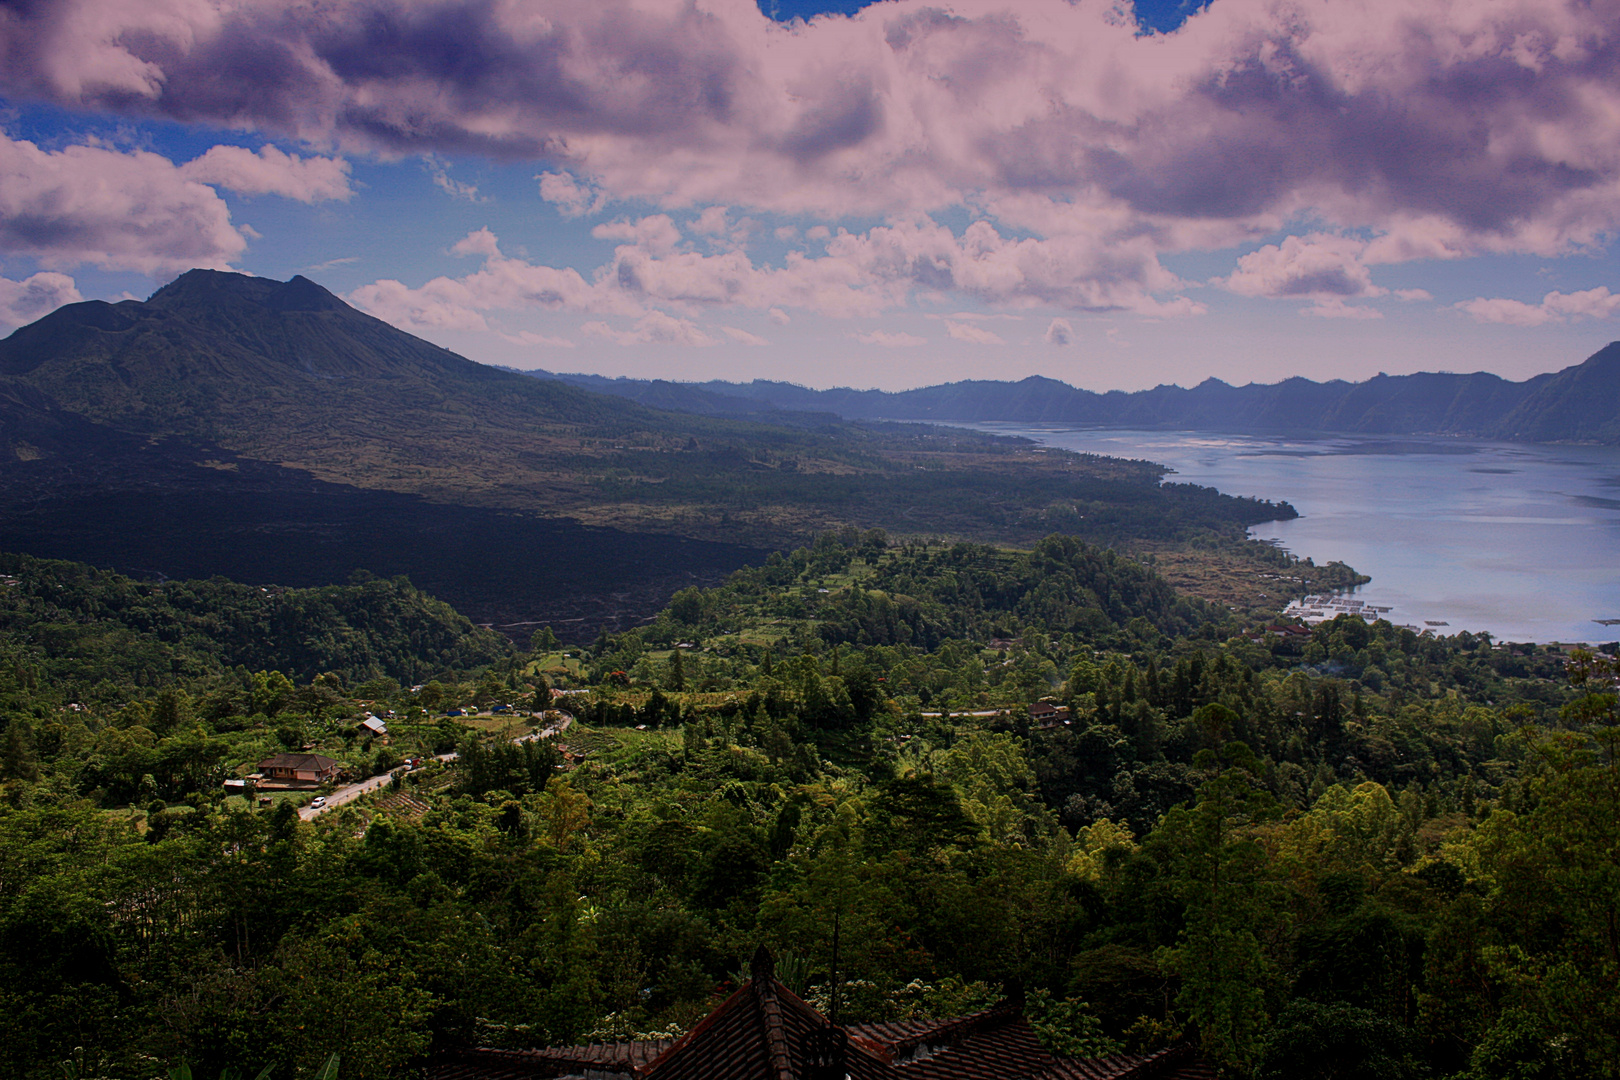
1283,594,1395,625
1281,593,1438,634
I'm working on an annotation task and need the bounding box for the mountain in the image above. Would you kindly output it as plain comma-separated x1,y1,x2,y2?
0,271,1296,635
527,345,1620,443
0,270,670,501
1496,341,1620,442
504,368,837,423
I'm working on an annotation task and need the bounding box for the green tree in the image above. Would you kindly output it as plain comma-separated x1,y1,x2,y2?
1256,1000,1421,1080
1152,741,1281,1071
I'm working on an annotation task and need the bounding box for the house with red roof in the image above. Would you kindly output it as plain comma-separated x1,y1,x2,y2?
254,752,340,789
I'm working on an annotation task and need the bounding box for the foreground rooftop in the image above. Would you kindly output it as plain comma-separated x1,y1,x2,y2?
427,951,1211,1080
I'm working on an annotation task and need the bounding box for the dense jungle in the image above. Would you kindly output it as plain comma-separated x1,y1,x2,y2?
0,534,1614,1080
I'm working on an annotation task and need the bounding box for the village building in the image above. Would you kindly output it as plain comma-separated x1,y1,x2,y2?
254,752,340,788
428,949,1210,1080
1030,700,1072,729
360,714,389,736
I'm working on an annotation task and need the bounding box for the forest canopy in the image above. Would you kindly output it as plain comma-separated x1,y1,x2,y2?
0,534,1614,1080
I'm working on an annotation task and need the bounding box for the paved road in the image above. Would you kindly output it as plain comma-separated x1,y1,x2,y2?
517,711,573,742
297,770,397,820
300,711,574,820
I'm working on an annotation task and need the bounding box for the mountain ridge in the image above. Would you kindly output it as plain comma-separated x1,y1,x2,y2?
528,344,1619,443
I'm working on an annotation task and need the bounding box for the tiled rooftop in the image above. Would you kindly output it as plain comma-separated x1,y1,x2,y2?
425,950,1210,1080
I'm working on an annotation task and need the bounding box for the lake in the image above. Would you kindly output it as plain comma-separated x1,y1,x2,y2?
968,425,1620,644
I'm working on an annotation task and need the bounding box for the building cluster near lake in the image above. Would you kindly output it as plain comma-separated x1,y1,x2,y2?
1282,594,1410,629
1283,592,1620,648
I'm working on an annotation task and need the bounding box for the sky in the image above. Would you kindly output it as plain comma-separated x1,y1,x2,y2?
4,0,1620,392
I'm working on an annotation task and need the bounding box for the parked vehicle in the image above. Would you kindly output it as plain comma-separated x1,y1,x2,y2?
310,796,327,808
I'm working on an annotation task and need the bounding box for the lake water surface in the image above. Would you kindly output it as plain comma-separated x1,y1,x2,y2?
969,425,1620,644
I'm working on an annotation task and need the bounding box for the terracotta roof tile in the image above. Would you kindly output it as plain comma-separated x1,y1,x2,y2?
639,969,893,1080
427,1041,673,1080
890,1012,1056,1080
847,1018,963,1047
421,952,1214,1080
1039,1046,1214,1080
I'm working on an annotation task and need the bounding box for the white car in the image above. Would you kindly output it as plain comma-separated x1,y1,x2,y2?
310,796,327,808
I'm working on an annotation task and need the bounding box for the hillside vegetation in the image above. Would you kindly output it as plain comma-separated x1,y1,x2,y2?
0,534,1613,1080
0,552,508,689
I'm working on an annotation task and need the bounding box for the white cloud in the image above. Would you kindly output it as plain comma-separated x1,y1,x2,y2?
583,311,718,346
538,171,607,218
852,330,927,347
1302,298,1383,320
13,0,1620,316
692,207,731,235
180,144,352,202
722,326,769,345
593,215,683,257
827,218,1201,315
350,228,634,333
1545,288,1620,319
450,228,501,259
0,271,82,330
1220,235,1384,301
0,132,244,273
500,330,576,348
1455,287,1620,326
1045,318,1074,345
346,277,492,332
946,320,1003,344
424,156,483,202
352,216,1203,347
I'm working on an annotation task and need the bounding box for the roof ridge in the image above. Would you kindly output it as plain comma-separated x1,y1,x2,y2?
1113,1044,1195,1080
753,973,797,1080
1041,1043,1200,1080
883,1000,1021,1055
639,980,755,1076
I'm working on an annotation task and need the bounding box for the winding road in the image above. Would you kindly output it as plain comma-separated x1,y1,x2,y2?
299,711,573,820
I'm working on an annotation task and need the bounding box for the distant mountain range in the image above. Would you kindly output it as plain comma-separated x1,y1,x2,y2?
526,344,1620,444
